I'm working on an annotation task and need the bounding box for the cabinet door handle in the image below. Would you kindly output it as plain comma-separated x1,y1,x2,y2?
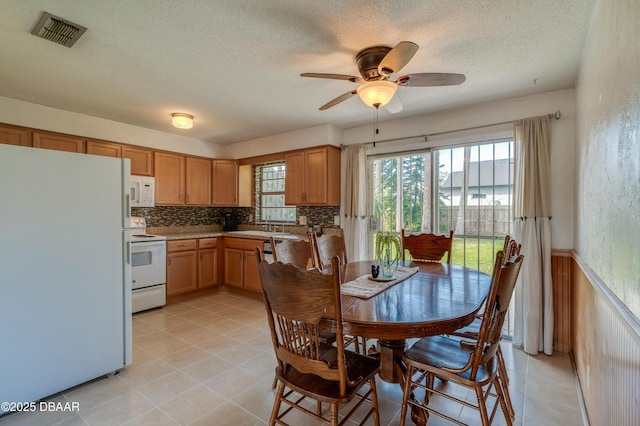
180,194,184,202
187,194,190,203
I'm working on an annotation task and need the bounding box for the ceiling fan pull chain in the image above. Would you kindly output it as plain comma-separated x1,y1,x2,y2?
373,106,379,147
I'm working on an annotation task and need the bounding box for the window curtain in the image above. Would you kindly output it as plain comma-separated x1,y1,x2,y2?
512,116,554,355
343,144,369,261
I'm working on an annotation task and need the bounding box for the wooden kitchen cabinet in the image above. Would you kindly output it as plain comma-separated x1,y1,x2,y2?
285,145,340,205
122,146,153,176
86,140,122,158
224,247,244,288
154,152,185,204
212,159,238,206
242,248,261,292
186,156,212,205
238,164,253,207
223,238,262,292
0,124,31,147
198,238,218,288
86,141,154,176
166,239,198,296
155,152,212,205
33,132,85,153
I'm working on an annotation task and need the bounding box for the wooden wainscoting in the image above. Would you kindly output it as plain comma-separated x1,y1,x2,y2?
571,254,640,425
551,251,573,353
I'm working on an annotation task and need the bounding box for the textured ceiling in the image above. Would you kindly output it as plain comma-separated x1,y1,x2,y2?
0,0,595,144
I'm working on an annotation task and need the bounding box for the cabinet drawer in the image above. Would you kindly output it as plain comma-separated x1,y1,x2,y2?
199,238,217,249
167,239,197,252
223,237,263,251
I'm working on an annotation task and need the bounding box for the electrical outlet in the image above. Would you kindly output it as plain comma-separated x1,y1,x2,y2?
334,215,340,226
299,216,307,225
248,214,253,222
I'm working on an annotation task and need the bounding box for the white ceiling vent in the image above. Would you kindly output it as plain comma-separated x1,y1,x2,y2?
31,12,87,48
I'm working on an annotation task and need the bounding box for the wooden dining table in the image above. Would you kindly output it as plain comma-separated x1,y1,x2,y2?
322,260,492,384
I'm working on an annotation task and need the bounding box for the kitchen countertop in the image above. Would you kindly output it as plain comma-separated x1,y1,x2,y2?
158,230,307,241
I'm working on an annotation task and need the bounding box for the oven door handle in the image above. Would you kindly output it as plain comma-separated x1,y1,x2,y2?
131,241,166,249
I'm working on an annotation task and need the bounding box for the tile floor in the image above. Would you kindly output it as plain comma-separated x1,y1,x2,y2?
0,291,585,426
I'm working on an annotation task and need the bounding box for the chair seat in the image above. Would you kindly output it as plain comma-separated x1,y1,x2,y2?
404,335,496,383
452,317,482,338
319,329,338,345
278,348,380,403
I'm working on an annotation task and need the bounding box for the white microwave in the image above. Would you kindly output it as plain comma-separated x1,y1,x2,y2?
130,175,155,207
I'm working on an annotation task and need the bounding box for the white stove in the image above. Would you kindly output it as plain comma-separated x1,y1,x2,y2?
129,217,167,313
130,217,166,242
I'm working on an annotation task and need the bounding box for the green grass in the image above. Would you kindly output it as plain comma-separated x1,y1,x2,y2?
372,235,503,275
451,237,502,274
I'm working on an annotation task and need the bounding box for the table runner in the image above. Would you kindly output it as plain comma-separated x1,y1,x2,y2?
340,266,419,299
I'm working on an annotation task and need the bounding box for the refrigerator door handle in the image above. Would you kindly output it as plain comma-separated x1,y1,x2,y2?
125,194,131,221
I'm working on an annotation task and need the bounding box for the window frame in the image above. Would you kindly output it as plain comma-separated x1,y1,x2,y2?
255,161,296,224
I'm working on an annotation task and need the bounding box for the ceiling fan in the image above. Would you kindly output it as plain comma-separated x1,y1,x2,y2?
301,41,465,112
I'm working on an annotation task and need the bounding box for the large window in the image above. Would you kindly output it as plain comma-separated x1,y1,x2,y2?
256,162,296,223
370,139,515,335
370,139,514,274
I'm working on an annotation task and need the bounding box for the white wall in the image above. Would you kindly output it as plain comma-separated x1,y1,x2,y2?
574,0,640,316
222,123,342,159
343,89,576,250
0,96,224,158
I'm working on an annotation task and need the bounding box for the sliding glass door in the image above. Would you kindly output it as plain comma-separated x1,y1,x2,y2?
369,139,515,335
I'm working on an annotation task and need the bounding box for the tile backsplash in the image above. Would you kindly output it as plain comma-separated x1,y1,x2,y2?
132,205,341,229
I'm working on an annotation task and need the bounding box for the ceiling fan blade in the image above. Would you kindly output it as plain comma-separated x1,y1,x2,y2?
319,90,357,110
378,41,419,76
396,73,466,87
384,94,403,114
301,73,363,83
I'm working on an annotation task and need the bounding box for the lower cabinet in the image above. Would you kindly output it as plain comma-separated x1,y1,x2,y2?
166,239,198,296
167,237,261,299
167,238,220,296
198,238,218,289
223,238,262,292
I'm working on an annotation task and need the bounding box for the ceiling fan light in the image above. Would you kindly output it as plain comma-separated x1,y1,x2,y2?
171,113,193,129
356,80,398,108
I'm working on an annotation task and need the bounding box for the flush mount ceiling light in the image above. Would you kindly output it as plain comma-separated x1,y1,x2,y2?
356,80,398,108
171,113,193,129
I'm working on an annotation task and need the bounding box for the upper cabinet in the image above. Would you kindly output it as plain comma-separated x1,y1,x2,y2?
186,156,212,205
238,164,253,207
86,141,153,176
0,124,31,147
122,146,153,176
86,140,121,158
33,132,85,153
212,159,238,206
285,146,340,205
155,152,212,205
155,152,185,205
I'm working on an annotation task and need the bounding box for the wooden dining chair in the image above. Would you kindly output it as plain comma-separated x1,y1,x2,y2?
447,235,522,418
399,248,524,426
310,229,371,354
270,236,338,350
256,250,381,426
310,229,347,272
270,237,313,270
401,229,454,264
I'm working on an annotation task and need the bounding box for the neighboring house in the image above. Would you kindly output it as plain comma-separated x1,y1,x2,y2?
440,158,514,207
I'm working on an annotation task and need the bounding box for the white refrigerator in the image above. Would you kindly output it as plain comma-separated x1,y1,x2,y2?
0,144,133,412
